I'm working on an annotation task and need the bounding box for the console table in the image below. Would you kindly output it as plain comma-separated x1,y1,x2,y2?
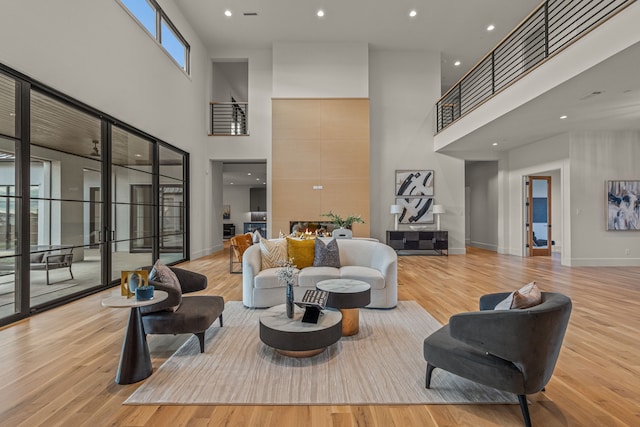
386,230,448,256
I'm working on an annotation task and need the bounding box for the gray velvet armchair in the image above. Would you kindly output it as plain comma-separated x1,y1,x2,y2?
140,266,224,353
423,292,572,427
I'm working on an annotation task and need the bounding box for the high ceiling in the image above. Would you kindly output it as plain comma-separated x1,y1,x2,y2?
177,1,640,161
175,0,542,90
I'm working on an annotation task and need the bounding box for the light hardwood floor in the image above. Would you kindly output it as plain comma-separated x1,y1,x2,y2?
0,246,638,426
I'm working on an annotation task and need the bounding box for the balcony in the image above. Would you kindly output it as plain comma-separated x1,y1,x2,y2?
435,0,635,134
209,100,249,136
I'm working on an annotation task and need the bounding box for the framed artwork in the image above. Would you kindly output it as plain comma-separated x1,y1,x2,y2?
222,204,231,220
607,180,640,230
121,270,149,298
395,170,434,198
396,197,434,224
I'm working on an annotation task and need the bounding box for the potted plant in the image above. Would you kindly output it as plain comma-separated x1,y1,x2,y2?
321,211,365,230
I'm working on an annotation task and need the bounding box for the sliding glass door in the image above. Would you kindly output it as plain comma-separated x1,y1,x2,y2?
0,64,189,326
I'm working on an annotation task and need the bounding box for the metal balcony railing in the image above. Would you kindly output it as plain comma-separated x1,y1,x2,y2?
435,0,635,133
210,99,248,136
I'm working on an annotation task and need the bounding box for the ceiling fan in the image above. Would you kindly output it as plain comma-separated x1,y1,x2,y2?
90,140,100,157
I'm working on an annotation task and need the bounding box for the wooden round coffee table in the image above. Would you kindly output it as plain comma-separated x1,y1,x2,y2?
316,279,371,336
259,304,342,357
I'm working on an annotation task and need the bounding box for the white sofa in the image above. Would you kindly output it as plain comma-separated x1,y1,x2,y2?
242,238,398,309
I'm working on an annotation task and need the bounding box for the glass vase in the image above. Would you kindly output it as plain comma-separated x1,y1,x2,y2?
286,282,294,318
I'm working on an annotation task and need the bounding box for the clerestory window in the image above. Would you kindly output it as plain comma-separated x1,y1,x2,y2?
117,0,190,74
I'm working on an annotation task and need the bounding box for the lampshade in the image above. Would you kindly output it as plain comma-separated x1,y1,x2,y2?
390,204,403,214
432,204,445,214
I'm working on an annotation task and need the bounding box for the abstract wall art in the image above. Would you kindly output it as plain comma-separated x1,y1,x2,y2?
395,170,435,224
607,180,640,230
395,170,434,198
396,197,434,224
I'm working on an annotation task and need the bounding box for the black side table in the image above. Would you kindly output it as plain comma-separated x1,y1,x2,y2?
101,290,168,384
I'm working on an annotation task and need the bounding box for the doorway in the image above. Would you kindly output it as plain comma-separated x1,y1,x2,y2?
527,176,551,256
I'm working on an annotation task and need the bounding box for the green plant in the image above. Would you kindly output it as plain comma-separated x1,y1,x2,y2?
321,211,365,229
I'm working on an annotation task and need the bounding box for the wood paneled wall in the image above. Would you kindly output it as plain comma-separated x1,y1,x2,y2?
272,99,370,237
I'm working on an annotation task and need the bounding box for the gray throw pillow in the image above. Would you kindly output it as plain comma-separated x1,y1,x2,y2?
149,260,182,312
313,238,341,268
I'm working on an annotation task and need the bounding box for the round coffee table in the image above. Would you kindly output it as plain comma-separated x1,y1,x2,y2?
316,279,371,336
259,304,342,357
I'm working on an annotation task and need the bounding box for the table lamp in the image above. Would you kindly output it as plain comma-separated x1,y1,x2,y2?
390,204,403,230
432,204,445,231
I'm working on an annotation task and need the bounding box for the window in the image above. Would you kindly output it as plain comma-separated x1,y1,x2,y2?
161,19,186,69
120,0,156,37
118,0,190,73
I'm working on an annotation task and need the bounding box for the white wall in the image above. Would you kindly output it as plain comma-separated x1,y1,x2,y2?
223,185,253,236
207,48,272,243
369,50,465,251
0,0,213,259
212,61,248,102
466,161,499,251
273,42,369,98
569,131,640,266
506,134,569,259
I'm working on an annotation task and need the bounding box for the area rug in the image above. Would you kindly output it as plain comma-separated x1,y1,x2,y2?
125,301,517,405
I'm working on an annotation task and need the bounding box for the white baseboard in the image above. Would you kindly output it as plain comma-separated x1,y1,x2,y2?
569,258,640,267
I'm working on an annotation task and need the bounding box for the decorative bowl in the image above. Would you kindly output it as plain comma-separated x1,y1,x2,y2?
409,225,429,230
135,285,155,301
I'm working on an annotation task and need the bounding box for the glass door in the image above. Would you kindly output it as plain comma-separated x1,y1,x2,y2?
110,126,154,281
0,63,189,326
29,89,105,308
528,176,552,256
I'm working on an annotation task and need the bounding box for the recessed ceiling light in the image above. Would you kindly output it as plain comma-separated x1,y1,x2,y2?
230,182,234,185
263,182,266,185
224,10,232,17
256,178,260,181
247,172,252,175
409,10,417,17
487,24,495,31
560,115,568,119
135,154,142,157
316,9,325,18
454,61,461,67
492,142,498,146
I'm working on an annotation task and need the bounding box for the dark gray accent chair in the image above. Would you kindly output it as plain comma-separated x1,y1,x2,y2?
140,266,224,353
423,292,572,427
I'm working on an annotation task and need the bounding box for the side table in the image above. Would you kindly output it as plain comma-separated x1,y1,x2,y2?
316,279,371,336
101,290,168,385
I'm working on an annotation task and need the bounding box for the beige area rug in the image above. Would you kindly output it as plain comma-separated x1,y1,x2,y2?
125,301,517,405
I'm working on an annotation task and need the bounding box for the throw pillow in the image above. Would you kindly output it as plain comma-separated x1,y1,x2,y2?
512,281,542,308
286,237,316,269
313,238,341,268
494,281,541,310
259,237,288,269
149,260,182,312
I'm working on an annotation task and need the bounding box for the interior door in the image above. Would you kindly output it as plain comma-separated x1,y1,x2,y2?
527,176,552,256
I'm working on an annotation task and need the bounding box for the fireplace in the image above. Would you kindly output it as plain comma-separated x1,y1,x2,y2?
289,221,337,236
